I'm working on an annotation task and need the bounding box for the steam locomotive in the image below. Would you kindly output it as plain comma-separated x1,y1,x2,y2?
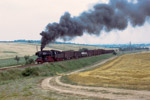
35,49,114,63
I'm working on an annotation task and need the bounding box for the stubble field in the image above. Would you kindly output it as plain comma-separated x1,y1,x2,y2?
0,43,51,59
0,43,109,59
67,52,150,90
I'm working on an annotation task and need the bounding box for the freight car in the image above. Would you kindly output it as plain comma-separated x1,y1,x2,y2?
35,49,114,63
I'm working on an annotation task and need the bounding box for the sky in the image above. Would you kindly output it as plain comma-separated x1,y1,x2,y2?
0,0,150,44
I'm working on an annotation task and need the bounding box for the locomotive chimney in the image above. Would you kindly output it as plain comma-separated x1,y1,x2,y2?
40,46,43,51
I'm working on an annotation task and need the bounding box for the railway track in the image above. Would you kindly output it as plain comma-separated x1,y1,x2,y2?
0,63,42,71
0,53,113,71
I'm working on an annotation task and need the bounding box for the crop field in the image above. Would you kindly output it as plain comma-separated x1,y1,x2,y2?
0,43,40,59
48,43,108,51
0,43,113,60
67,52,150,90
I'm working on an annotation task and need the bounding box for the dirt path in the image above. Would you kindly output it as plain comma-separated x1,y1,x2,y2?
41,56,150,100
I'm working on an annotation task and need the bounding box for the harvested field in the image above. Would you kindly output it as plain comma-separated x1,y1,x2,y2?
0,43,46,59
0,43,114,59
67,52,150,90
41,56,150,100
48,43,109,51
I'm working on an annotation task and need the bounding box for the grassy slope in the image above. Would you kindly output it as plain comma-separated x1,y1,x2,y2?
0,54,113,100
0,54,113,81
67,52,150,90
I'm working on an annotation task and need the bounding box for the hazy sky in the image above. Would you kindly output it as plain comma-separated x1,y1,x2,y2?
0,0,150,44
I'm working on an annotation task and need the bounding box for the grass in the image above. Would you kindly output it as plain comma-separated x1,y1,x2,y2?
37,53,114,76
0,56,37,68
0,77,58,100
0,53,114,100
0,43,116,100
0,77,104,100
0,53,114,81
67,52,150,90
3,51,17,53
112,92,131,95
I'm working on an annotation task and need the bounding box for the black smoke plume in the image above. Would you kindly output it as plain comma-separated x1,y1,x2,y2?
40,0,150,50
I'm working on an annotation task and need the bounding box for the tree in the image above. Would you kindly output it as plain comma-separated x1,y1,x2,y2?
113,51,117,55
14,55,20,64
26,58,35,64
79,48,88,52
28,58,35,64
24,55,29,64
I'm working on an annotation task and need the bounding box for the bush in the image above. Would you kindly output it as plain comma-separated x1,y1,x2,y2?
0,69,22,81
24,55,29,63
14,55,20,64
22,67,39,77
26,58,35,65
113,51,117,55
